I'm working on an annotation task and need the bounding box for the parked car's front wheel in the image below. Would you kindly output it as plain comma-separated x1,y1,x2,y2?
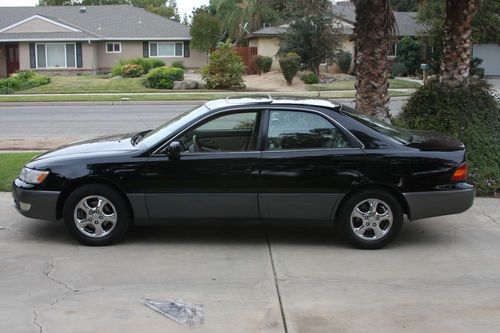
339,189,403,249
63,184,130,246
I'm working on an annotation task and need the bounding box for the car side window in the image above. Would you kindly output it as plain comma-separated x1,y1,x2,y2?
266,110,351,150
178,111,261,153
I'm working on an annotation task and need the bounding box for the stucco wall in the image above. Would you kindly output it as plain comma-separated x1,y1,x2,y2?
96,41,208,72
250,37,281,71
96,41,143,71
19,42,95,73
0,46,6,77
4,17,72,33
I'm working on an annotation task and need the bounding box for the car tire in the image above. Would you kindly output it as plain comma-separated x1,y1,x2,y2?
63,184,130,246
338,189,403,249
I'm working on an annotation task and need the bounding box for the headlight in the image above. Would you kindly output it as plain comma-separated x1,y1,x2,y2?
19,167,50,184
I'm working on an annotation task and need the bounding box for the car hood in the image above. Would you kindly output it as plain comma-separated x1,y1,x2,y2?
406,130,465,151
30,133,139,163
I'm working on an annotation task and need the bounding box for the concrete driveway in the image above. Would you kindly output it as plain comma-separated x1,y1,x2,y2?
1,193,499,333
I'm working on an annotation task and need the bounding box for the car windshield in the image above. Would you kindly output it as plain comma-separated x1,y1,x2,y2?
341,105,413,144
137,105,209,148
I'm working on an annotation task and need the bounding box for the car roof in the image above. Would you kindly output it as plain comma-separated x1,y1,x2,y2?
204,96,341,111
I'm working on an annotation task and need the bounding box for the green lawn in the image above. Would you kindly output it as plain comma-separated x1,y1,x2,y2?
16,75,420,95
0,152,40,191
21,75,160,94
308,79,421,91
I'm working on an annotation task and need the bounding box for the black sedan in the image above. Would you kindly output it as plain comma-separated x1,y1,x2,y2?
12,97,474,249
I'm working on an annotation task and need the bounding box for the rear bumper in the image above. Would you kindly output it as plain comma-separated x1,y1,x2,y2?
12,179,60,221
404,186,475,221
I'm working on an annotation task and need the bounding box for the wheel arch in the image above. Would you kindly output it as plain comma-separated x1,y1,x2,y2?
56,177,134,221
334,184,410,223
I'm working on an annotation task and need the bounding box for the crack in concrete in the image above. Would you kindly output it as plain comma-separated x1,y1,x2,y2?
33,310,43,333
32,258,80,333
479,211,500,226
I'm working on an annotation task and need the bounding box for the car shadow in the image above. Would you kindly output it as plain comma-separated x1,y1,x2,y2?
18,218,449,249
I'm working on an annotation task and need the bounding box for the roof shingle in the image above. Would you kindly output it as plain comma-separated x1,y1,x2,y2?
0,5,191,41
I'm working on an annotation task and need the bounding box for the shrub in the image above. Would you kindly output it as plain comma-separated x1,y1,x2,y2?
111,58,165,76
392,62,409,77
279,52,301,86
254,55,273,75
335,49,352,74
171,60,186,70
201,41,246,89
121,64,143,78
0,72,50,94
397,80,500,196
396,36,422,76
300,72,320,84
111,64,123,77
144,66,184,89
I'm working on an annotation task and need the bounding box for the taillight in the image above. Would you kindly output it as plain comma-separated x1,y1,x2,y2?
451,163,468,181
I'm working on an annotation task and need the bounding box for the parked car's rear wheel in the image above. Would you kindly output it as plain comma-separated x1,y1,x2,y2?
339,190,403,249
63,184,130,246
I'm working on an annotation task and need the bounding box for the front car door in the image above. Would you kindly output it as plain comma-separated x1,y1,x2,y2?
259,108,365,222
145,109,263,221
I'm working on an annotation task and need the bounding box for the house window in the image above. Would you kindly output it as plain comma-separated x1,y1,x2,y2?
149,42,183,57
36,43,76,68
389,40,398,57
106,42,121,53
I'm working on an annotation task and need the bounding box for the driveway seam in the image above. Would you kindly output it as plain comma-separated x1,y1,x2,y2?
265,227,288,333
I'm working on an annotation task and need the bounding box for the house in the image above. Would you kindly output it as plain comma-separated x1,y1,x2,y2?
0,5,207,78
247,2,426,72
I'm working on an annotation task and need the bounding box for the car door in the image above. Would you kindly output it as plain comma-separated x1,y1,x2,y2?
145,109,262,221
259,108,365,222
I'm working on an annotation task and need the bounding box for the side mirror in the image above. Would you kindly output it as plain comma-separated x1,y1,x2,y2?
166,141,181,159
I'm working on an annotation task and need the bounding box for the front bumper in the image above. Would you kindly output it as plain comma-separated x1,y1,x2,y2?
404,185,475,221
12,179,60,221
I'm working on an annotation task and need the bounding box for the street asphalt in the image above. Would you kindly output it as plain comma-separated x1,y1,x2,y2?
0,99,405,150
0,194,499,333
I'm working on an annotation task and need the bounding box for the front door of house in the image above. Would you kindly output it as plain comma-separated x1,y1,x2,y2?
6,44,19,75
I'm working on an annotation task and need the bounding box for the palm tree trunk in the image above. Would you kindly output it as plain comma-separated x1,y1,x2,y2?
353,0,394,121
439,0,478,88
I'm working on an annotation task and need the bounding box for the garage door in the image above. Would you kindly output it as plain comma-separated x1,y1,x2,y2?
473,44,500,76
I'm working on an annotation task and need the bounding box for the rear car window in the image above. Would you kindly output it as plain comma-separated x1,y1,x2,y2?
341,106,412,144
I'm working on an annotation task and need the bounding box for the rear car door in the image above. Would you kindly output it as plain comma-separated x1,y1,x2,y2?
259,108,365,222
145,110,262,221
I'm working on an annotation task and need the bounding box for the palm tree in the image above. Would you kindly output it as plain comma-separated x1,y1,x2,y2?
352,0,396,121
211,0,279,45
438,0,479,87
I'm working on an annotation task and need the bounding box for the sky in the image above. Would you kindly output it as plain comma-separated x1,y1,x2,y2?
0,0,210,19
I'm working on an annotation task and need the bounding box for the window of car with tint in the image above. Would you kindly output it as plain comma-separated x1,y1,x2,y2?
266,110,351,150
178,111,261,152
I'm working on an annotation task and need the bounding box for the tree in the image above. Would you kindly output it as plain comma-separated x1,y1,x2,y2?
352,0,396,121
211,0,280,45
438,0,479,87
182,13,190,25
418,0,499,85
280,0,341,76
191,7,222,52
38,0,75,4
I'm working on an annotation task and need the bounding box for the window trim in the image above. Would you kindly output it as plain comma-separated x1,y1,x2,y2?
263,109,354,152
105,42,121,54
151,106,363,157
149,41,184,58
35,42,76,69
152,109,264,156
